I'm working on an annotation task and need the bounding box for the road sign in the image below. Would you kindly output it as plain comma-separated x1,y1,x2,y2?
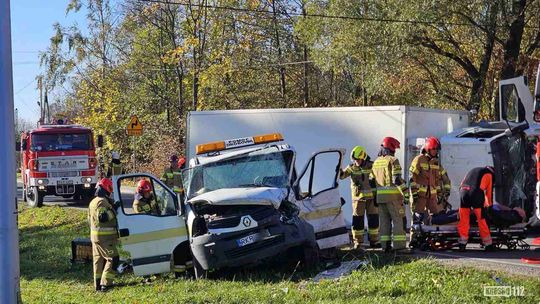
127,115,143,136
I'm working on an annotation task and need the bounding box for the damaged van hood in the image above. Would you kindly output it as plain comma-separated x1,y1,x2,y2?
187,187,287,209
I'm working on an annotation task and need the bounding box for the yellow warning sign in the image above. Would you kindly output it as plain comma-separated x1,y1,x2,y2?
127,115,143,136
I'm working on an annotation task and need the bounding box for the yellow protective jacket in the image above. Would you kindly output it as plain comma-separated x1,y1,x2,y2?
339,160,375,201
161,166,183,193
371,155,406,203
88,196,118,243
133,194,160,215
409,154,451,198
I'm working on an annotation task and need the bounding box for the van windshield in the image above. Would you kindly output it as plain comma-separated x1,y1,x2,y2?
31,133,92,151
492,132,535,213
183,149,293,200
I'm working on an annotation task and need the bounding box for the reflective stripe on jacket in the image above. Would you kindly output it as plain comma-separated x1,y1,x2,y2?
161,167,183,193
371,155,404,203
339,161,375,200
409,154,451,198
88,196,118,243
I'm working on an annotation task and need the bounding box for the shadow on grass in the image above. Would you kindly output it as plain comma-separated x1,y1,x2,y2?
19,220,92,283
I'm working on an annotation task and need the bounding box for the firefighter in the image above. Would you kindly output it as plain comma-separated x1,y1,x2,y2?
409,137,451,225
457,166,495,252
371,137,409,253
161,154,184,195
106,151,123,178
88,178,118,292
339,146,380,249
133,179,160,215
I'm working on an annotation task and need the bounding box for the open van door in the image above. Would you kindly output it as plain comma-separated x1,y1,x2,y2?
294,149,350,249
112,173,189,276
499,76,533,125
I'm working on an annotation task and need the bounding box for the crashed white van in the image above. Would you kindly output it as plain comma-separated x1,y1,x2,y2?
113,133,350,278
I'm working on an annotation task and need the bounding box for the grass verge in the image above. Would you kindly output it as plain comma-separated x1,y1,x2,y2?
18,204,540,303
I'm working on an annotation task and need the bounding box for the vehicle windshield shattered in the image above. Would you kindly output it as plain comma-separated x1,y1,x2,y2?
183,147,293,201
492,132,535,214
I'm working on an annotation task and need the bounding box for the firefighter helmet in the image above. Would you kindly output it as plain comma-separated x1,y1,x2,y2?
350,146,367,161
169,154,178,163
382,137,400,152
97,178,113,194
424,137,441,151
137,179,152,194
178,156,186,169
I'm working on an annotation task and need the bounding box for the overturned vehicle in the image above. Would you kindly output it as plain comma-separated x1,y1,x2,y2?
112,133,350,279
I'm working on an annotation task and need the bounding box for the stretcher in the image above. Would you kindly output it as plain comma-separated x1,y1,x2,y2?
409,222,530,251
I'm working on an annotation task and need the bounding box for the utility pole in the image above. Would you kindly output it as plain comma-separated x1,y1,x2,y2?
0,1,22,303
37,76,43,125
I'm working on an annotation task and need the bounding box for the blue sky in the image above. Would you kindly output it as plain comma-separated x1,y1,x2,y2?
11,1,87,123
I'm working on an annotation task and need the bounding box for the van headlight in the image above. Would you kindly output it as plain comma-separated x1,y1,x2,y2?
37,179,48,185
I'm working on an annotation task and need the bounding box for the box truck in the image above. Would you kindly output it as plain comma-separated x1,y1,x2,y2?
186,106,469,224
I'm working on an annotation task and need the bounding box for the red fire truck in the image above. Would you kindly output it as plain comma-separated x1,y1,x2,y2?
20,122,102,207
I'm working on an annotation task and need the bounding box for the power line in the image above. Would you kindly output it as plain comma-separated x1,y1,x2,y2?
14,95,39,116
14,79,36,96
136,0,540,29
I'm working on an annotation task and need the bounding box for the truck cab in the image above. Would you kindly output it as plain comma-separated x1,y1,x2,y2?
441,75,537,221
20,123,100,207
112,133,350,278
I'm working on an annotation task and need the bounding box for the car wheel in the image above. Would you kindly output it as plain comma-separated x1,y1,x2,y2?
27,187,44,208
302,241,320,269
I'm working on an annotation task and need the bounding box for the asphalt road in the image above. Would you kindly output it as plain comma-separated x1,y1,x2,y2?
412,238,540,277
17,179,540,277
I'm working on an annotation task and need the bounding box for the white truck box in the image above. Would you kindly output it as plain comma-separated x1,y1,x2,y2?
186,106,469,224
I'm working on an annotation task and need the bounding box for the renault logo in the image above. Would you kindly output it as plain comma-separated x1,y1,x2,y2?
242,217,251,227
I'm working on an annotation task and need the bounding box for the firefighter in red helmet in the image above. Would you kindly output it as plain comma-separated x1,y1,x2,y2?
88,178,118,292
371,137,410,253
408,136,451,227
133,179,160,215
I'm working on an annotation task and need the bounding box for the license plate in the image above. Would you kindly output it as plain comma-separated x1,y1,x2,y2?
57,180,74,185
236,234,257,247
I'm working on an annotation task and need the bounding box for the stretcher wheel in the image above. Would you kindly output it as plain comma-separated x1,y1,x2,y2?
420,243,430,251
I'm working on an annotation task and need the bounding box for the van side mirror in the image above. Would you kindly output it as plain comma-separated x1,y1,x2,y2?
21,140,27,151
97,135,104,148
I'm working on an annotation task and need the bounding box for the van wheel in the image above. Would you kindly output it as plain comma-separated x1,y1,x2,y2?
27,187,44,208
193,257,208,280
302,241,320,269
